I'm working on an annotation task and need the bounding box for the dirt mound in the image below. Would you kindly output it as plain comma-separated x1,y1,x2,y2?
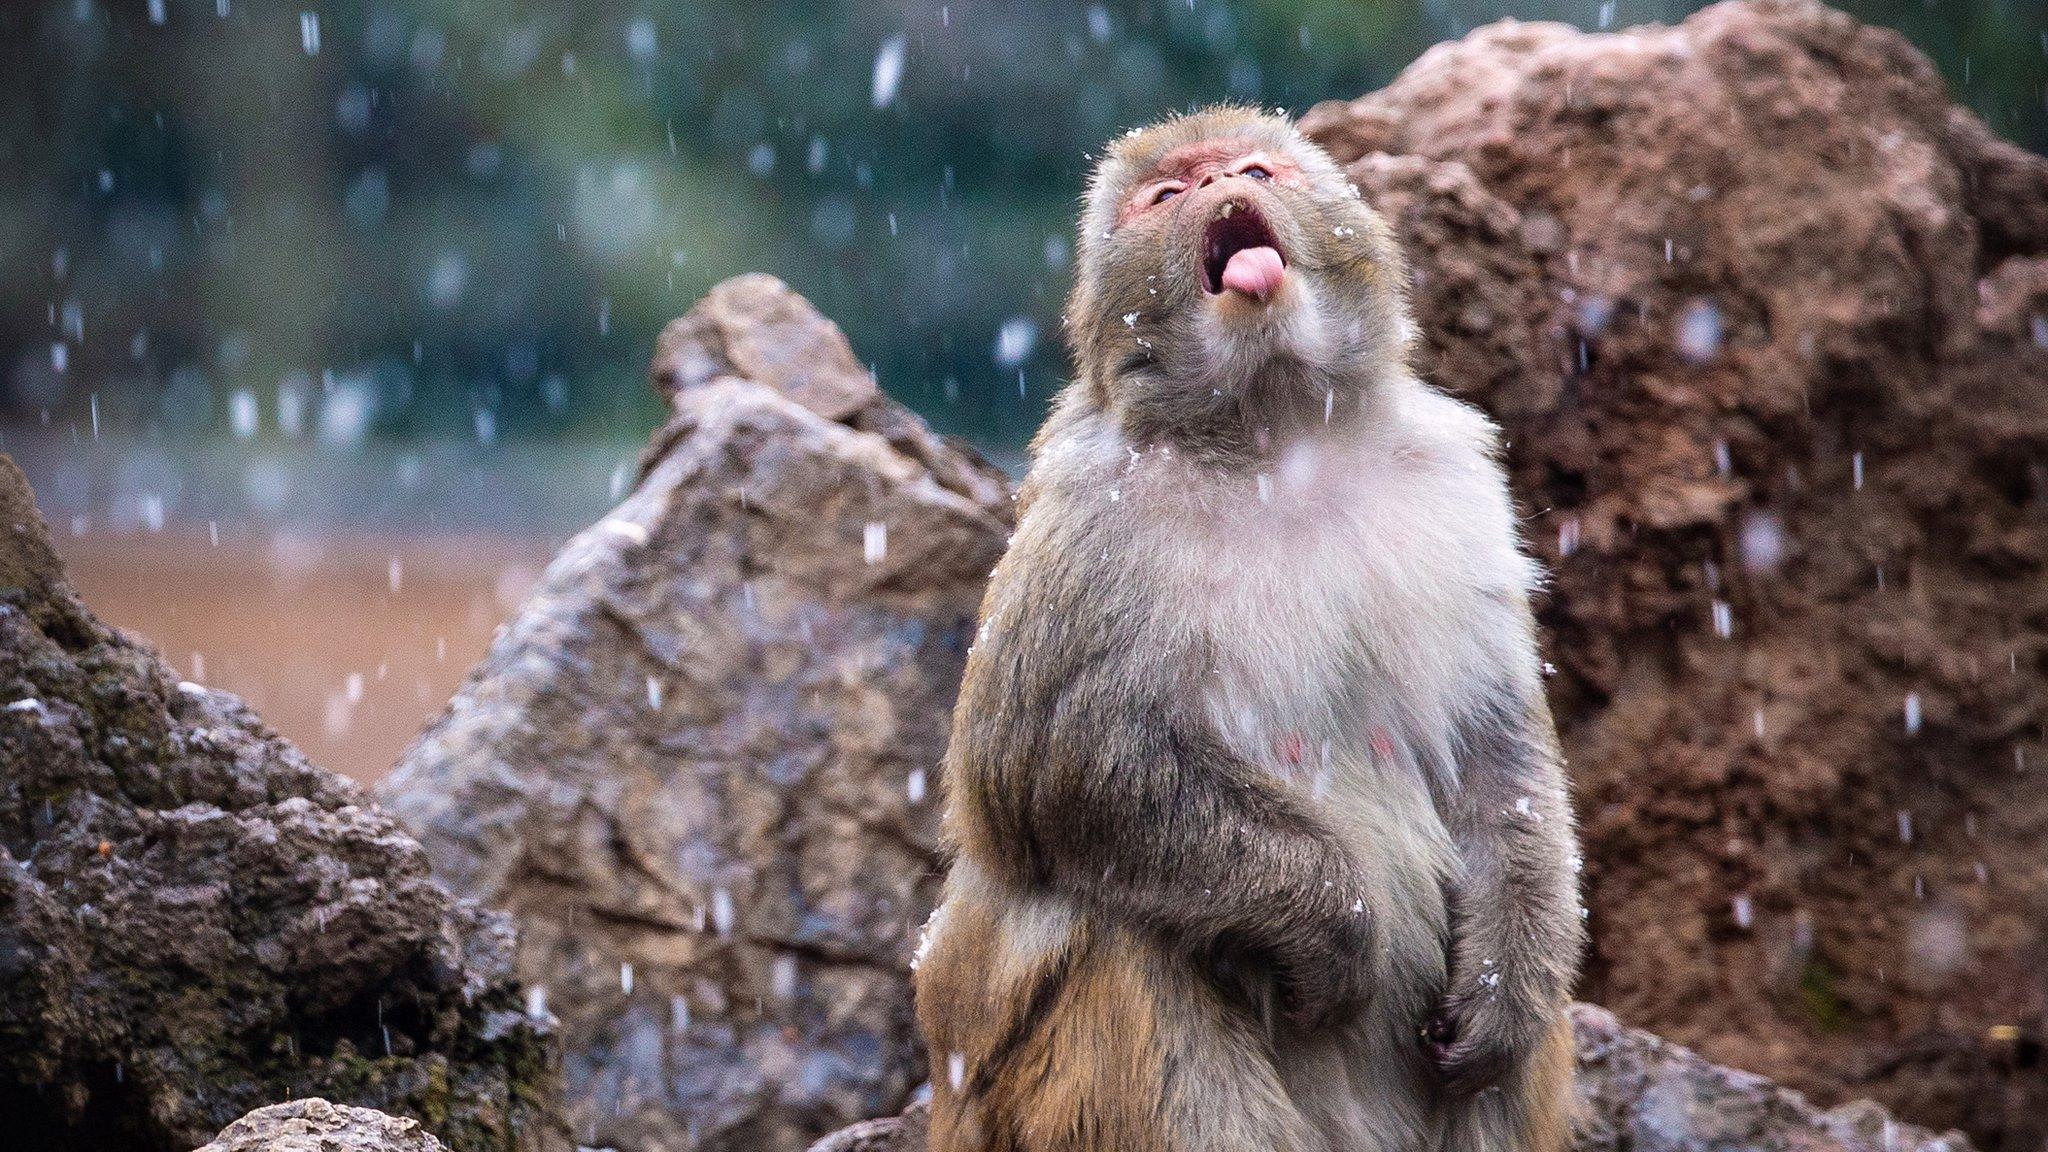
1303,0,2048,1145
379,275,1013,1152
0,455,562,1152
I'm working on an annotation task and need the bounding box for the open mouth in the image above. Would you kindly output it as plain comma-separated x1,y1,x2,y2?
1202,201,1287,300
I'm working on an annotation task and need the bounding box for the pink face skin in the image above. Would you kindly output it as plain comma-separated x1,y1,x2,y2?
1115,138,1308,229
1113,137,1305,303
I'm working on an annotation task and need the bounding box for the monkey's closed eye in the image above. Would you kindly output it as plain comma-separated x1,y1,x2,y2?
1241,165,1272,181
1152,184,1184,205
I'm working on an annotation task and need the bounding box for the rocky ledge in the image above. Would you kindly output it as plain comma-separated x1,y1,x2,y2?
0,454,562,1151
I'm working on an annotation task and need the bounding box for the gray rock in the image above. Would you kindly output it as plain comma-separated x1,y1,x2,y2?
380,275,1012,1152
1570,1004,1967,1152
647,274,1010,513
0,455,562,1152
802,1006,1971,1152
196,1099,448,1152
803,1098,928,1152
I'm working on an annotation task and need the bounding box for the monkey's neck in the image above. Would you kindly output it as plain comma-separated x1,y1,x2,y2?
1109,363,1396,470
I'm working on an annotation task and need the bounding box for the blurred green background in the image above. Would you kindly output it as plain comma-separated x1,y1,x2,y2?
2,0,2044,534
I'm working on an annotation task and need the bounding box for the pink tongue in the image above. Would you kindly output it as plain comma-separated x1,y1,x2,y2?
1221,245,1286,300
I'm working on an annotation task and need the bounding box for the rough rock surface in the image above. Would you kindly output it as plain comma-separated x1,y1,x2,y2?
197,1099,449,1152
645,273,1011,514
1302,1,2048,1145
0,456,560,1152
379,275,1013,1152
802,1098,929,1152
1571,1005,1968,1152
802,1005,1971,1152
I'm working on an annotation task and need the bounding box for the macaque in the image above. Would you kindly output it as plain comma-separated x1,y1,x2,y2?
913,106,1583,1152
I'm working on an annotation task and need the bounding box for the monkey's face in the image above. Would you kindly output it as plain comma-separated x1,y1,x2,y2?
1067,109,1410,446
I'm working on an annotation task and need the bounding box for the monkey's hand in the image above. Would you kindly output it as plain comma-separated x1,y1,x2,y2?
1261,878,1377,1031
1109,785,1377,1033
1422,957,1554,1095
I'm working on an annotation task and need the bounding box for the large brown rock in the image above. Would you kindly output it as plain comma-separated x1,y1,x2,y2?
379,275,1013,1152
1303,0,2048,1145
802,1005,1971,1152
0,455,561,1152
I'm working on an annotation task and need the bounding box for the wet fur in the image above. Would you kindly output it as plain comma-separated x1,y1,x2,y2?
917,108,1582,1152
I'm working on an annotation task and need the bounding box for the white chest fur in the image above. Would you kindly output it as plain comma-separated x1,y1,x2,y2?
1073,384,1539,794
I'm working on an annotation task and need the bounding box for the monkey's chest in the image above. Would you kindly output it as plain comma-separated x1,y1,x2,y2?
1187,506,1515,787
1132,435,1529,786
1109,416,1534,852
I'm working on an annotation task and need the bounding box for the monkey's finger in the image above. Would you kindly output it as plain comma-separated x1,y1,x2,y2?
1431,1031,1520,1097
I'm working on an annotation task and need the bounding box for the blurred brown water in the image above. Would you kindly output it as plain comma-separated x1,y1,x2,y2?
53,530,554,783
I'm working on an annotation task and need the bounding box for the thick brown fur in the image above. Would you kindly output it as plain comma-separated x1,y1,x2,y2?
915,107,1583,1152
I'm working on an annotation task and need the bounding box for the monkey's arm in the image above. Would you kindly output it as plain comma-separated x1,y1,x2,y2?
952,633,1376,1030
1427,683,1585,1094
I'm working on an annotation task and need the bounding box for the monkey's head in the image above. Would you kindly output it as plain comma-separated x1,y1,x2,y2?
1065,107,1412,451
